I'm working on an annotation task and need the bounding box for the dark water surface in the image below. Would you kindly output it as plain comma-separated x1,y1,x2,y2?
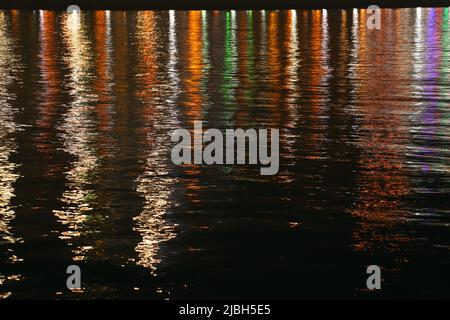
0,8,449,299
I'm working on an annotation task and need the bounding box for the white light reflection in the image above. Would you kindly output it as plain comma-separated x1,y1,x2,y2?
321,9,332,85
286,10,300,106
260,10,267,56
168,10,179,101
349,9,360,93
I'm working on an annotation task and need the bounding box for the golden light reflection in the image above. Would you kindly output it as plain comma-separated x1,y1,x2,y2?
176,11,206,204
350,8,411,255
10,10,19,37
183,11,203,124
301,10,329,159
111,11,130,139
135,11,157,112
36,11,61,155
200,10,211,115
0,8,446,298
0,11,22,299
320,9,331,87
55,12,98,261
134,170,178,274
0,12,20,243
94,11,114,136
265,11,282,124
133,11,179,274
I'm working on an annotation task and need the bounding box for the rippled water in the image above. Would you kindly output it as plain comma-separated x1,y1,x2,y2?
0,8,449,299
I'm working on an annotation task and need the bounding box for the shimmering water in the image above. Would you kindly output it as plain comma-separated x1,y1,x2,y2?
0,8,449,299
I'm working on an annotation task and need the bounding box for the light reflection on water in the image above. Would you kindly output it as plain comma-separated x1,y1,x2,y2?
133,10,179,274
0,10,23,299
0,8,449,299
55,11,98,261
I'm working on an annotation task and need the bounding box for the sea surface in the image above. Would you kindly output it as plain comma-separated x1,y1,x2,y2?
0,8,449,299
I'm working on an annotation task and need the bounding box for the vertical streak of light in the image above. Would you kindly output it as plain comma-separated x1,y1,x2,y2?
201,10,211,115
168,10,179,110
168,10,180,123
260,10,267,64
37,11,60,150
320,9,331,101
287,10,299,88
182,11,203,124
413,7,424,80
222,10,238,125
234,11,252,125
56,12,97,262
409,6,426,152
350,8,412,256
133,11,179,276
340,9,347,45
404,7,450,224
245,10,255,99
105,10,113,92
181,11,204,200
266,11,281,124
286,10,300,122
0,11,22,299
349,9,360,98
416,8,440,172
306,10,328,159
94,11,114,136
281,9,301,179
201,11,209,66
